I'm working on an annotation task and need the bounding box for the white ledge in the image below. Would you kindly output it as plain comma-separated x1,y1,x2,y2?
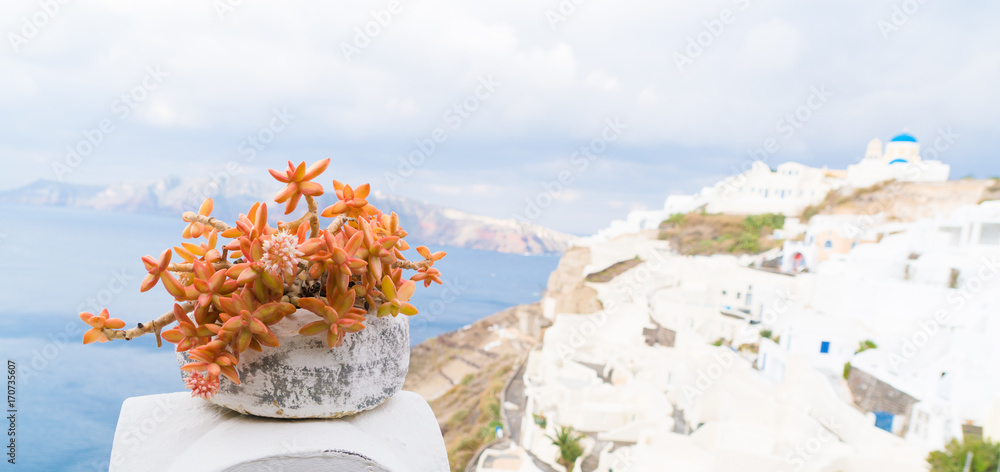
109,391,448,472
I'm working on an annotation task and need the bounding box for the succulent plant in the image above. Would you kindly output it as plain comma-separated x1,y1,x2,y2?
80,309,126,344
78,160,446,399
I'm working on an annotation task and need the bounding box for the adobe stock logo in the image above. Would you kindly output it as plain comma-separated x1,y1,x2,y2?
545,0,587,31
340,0,404,63
7,0,73,54
673,0,753,72
513,117,628,224
383,75,501,191
878,0,933,40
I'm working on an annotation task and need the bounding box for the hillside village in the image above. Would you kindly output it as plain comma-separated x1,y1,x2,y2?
412,133,1000,472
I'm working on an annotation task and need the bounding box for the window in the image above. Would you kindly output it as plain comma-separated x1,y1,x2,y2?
874,411,894,433
820,341,830,354
981,224,1000,245
824,240,833,249
941,227,962,247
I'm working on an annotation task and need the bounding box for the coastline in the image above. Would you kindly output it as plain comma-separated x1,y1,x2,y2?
405,302,546,472
405,242,591,471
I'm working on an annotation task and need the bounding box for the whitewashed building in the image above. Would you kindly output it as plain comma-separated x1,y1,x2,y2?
706,161,838,216
584,133,954,245
781,214,884,273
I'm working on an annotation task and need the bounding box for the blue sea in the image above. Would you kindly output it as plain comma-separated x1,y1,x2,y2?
0,204,559,471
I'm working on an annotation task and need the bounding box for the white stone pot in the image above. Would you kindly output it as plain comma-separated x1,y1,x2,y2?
176,308,409,419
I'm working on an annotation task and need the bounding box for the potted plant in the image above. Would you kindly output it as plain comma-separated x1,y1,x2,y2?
548,426,585,472
77,159,446,418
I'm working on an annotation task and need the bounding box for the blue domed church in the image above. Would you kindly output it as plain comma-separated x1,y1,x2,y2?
847,132,950,187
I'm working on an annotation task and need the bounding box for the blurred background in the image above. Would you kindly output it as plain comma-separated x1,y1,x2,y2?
1,1,998,471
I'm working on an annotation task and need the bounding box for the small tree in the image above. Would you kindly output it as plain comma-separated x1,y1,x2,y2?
548,426,585,472
856,340,877,354
927,438,1000,472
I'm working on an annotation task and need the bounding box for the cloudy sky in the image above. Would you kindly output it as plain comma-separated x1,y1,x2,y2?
1,0,998,235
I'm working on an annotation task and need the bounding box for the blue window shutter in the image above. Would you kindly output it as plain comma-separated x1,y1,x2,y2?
820,341,830,354
874,412,894,432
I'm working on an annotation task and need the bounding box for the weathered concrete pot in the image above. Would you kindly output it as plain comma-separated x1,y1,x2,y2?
177,308,409,419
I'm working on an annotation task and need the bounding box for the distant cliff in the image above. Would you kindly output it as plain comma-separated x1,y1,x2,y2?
0,178,576,255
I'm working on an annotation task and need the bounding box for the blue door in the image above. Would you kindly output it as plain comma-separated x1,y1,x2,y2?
874,411,893,432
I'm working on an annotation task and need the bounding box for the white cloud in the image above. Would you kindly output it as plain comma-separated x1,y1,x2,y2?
637,87,659,105
428,183,503,197
737,18,804,73
1,0,998,233
585,70,620,91
557,188,584,202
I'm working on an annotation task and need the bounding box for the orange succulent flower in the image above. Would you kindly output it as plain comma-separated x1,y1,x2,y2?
355,217,399,283
80,309,126,344
140,249,172,292
377,275,417,317
184,371,220,399
190,260,239,324
411,267,444,288
174,230,223,264
416,246,447,265
306,230,366,295
182,198,214,239
162,304,214,352
375,212,411,258
219,302,296,353
225,236,285,303
222,203,272,260
298,291,367,349
182,339,241,385
269,159,329,215
408,246,445,287
259,230,304,281
160,269,199,302
320,181,376,219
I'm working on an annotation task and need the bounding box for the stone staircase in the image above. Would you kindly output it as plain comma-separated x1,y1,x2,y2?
581,438,608,472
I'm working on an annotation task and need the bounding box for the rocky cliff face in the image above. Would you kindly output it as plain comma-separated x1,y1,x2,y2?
1,179,576,255
404,303,544,472
403,244,602,471
545,246,601,314
809,180,996,222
